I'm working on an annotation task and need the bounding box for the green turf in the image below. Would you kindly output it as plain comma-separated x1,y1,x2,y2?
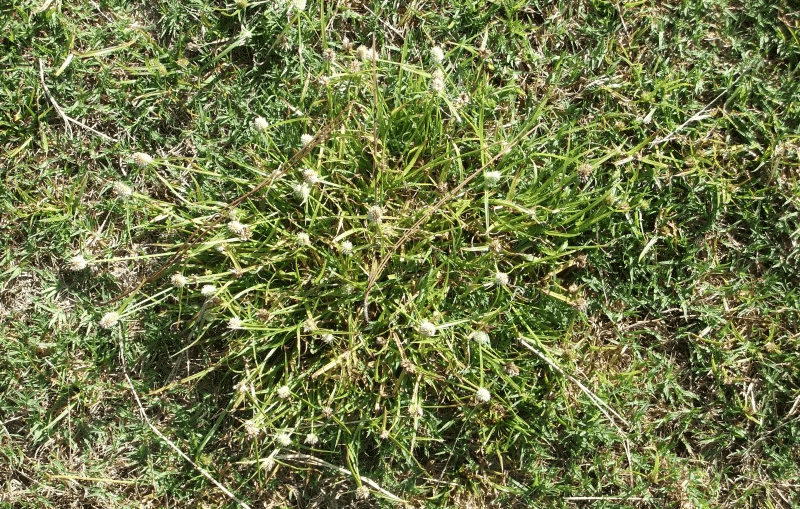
1,0,799,507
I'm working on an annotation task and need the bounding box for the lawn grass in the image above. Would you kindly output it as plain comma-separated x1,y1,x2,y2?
1,0,799,507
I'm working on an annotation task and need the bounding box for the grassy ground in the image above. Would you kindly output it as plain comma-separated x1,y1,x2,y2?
1,0,799,507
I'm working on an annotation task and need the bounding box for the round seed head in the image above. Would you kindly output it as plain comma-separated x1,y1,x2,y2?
113,181,133,198
292,182,310,203
301,168,319,185
132,152,153,168
470,330,490,346
68,254,88,271
342,36,353,52
475,387,491,403
484,170,502,187
431,77,445,93
171,273,187,288
494,271,509,287
253,116,269,132
430,45,444,64
504,362,520,377
418,320,436,337
227,220,246,236
356,45,375,61
99,311,120,329
367,205,383,224
303,317,318,333
244,420,260,437
355,486,370,500
577,163,593,183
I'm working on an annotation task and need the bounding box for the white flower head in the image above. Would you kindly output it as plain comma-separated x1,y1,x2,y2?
348,59,362,74
578,163,593,183
113,181,133,198
244,420,260,437
430,45,445,64
469,330,490,346
475,387,491,403
408,403,424,418
494,271,509,287
170,273,187,288
356,45,375,61
321,333,334,343
340,240,353,256
228,316,243,329
304,316,318,333
290,0,306,10
277,385,291,399
201,284,217,297
68,254,88,271
484,170,502,187
277,433,292,447
342,36,352,51
304,433,319,445
418,320,436,337
504,362,520,377
227,220,246,236
296,232,311,246
300,133,314,146
99,311,120,329
355,486,370,500
430,74,445,93
367,204,383,224
292,182,310,203
301,168,319,185
253,116,269,132
132,152,153,168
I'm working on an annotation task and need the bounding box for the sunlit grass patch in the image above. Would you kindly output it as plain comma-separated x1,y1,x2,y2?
1,0,799,507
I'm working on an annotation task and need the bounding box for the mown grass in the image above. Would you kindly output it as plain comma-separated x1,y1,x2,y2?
1,0,799,507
